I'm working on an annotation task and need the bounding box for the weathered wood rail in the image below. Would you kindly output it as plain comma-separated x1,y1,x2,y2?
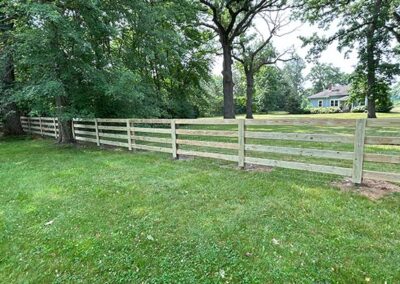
20,116,400,184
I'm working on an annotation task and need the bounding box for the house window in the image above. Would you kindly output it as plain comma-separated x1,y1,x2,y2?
330,100,339,107
318,100,323,107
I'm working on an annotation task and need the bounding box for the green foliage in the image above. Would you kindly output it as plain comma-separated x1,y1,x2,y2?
2,0,213,120
297,0,400,117
285,94,304,114
307,63,349,93
255,57,308,114
234,96,247,114
350,72,394,113
351,106,367,113
310,107,342,114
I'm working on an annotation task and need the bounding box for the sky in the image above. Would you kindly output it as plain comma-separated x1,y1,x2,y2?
211,17,359,87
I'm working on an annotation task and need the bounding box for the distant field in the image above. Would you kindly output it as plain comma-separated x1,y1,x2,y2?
232,109,400,119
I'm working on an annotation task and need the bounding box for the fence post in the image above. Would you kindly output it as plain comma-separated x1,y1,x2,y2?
352,119,367,184
39,117,43,136
171,119,178,159
71,119,75,140
131,122,136,151
53,118,57,139
28,117,31,134
127,119,132,151
238,119,245,168
95,118,100,146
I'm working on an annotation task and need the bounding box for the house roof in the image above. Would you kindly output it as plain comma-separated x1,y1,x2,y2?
308,85,349,99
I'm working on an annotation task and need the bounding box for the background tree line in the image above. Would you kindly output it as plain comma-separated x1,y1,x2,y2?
1,0,399,142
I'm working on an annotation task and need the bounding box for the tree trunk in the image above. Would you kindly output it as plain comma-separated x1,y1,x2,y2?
245,69,254,119
55,95,74,143
366,0,382,119
366,34,377,119
221,43,235,119
1,51,24,136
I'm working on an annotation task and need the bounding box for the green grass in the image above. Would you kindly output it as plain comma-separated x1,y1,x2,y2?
1,137,400,283
235,108,400,119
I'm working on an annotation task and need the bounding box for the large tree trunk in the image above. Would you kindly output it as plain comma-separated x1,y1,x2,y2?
245,69,254,119
1,51,24,136
55,95,74,143
366,0,382,119
221,43,235,119
366,34,377,119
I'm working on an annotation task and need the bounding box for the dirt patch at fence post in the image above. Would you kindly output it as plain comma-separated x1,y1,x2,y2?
244,164,274,173
332,178,400,200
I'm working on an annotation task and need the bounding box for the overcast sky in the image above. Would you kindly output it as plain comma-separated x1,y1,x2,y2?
211,17,359,86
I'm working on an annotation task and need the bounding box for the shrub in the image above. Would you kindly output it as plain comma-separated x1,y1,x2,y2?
285,95,304,114
310,107,342,114
351,106,366,113
376,98,394,113
235,96,247,114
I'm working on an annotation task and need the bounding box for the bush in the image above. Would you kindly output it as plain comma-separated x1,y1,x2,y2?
234,96,247,114
285,95,304,114
351,105,366,113
310,107,342,114
376,98,393,113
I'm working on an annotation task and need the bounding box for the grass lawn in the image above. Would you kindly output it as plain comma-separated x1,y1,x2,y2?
233,107,400,119
1,138,400,283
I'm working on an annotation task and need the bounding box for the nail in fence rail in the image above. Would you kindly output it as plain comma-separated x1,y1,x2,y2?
19,116,400,184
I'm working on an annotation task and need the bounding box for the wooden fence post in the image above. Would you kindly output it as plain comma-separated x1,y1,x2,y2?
131,122,136,151
53,118,57,139
238,119,245,168
352,119,367,184
127,120,132,151
39,117,43,136
71,119,75,140
28,117,31,134
95,119,100,146
171,119,178,159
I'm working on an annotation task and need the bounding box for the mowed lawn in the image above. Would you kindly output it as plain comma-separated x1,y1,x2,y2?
1,137,400,283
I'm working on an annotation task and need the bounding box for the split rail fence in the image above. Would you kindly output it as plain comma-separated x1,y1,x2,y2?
20,116,400,184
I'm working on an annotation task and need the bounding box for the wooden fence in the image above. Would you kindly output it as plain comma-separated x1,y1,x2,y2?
20,116,400,184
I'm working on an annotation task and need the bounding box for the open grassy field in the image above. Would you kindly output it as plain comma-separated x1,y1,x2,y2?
234,107,400,119
1,137,400,283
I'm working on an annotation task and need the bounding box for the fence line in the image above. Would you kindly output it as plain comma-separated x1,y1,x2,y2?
20,116,400,184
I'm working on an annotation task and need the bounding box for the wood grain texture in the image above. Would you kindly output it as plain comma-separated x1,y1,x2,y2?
246,157,352,176
245,131,354,144
245,144,353,160
176,129,237,137
352,119,367,184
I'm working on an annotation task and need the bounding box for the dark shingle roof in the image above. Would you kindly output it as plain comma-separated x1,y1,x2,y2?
308,85,349,99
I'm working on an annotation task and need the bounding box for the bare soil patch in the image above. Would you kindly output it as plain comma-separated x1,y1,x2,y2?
176,155,195,161
332,178,400,200
244,163,274,173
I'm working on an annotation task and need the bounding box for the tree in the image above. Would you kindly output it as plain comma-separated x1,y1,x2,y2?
281,56,306,113
350,71,394,113
232,12,293,118
0,3,24,136
255,56,306,114
296,0,400,118
198,0,285,118
9,0,212,143
306,63,349,94
255,66,290,112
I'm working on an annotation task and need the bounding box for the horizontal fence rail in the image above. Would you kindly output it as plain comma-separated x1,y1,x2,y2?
20,116,400,184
